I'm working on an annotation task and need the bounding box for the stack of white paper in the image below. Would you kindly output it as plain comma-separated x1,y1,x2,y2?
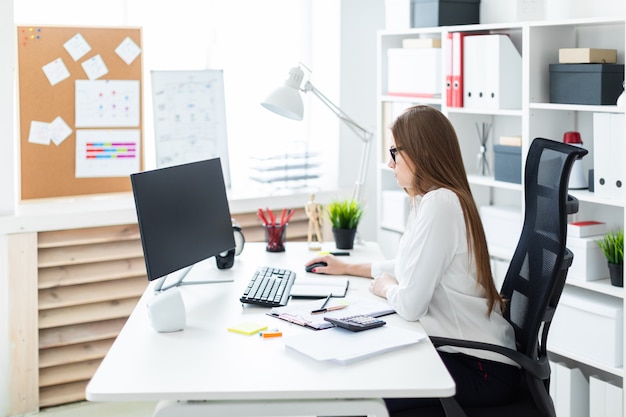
284,325,426,364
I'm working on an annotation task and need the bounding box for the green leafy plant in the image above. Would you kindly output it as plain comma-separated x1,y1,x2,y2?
327,199,364,230
596,229,624,265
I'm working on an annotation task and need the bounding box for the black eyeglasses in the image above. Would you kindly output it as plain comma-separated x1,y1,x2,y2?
389,146,402,163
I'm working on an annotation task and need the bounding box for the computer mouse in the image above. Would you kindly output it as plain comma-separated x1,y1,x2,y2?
305,261,328,273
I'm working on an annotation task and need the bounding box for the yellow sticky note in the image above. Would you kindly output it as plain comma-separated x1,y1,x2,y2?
227,322,268,335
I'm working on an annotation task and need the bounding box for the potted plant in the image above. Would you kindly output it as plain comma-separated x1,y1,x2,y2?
596,229,624,287
327,198,364,249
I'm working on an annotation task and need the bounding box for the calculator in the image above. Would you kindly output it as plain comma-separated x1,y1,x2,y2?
324,315,386,332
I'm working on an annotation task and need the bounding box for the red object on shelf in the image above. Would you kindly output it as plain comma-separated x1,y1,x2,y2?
563,131,583,145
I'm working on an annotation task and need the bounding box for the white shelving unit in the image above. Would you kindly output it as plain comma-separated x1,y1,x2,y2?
377,17,625,406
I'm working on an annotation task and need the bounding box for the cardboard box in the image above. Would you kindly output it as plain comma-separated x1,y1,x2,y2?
493,144,522,184
402,37,441,49
549,63,625,105
498,136,522,146
566,235,609,282
480,205,522,254
387,48,441,97
410,0,480,28
559,48,617,64
551,286,623,367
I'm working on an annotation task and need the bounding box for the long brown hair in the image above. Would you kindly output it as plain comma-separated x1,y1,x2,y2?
391,105,504,314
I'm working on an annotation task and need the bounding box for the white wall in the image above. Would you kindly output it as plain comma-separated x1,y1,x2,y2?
0,0,15,217
339,0,385,241
0,1,14,413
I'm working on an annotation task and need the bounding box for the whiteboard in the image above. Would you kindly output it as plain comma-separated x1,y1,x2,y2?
151,70,230,187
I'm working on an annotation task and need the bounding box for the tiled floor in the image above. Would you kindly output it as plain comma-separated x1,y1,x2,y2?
36,401,156,417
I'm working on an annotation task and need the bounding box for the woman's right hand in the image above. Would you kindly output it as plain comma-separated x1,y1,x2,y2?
304,255,348,275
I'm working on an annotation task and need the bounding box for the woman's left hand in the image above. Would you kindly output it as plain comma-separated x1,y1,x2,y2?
369,273,398,299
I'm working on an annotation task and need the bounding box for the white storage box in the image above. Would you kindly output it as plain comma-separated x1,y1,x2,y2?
551,286,623,367
566,235,609,282
480,205,522,255
552,362,589,417
590,376,623,417
387,48,441,97
381,190,411,232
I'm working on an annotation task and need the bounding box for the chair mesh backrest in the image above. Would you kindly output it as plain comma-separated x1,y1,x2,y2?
500,138,587,358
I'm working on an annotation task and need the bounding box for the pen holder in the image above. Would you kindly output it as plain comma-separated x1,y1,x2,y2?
264,223,287,252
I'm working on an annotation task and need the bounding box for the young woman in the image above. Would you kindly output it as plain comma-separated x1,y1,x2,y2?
305,105,520,411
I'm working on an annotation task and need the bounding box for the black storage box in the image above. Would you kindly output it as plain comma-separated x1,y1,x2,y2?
411,0,480,28
549,63,625,105
494,144,522,184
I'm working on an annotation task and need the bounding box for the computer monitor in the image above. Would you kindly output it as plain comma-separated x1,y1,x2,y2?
131,158,235,291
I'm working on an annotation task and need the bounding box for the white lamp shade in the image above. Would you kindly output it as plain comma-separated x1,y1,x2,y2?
261,66,305,120
261,86,304,120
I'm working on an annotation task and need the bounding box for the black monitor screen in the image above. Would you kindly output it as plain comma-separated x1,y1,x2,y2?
131,158,235,281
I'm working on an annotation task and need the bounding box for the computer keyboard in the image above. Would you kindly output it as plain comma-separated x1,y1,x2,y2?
239,266,296,307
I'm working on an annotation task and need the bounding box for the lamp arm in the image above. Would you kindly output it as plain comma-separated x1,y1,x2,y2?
352,137,372,202
302,80,373,203
303,81,373,144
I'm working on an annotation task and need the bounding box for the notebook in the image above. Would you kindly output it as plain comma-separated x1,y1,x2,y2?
290,277,350,299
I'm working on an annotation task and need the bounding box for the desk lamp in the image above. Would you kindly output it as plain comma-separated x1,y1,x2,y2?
261,65,374,203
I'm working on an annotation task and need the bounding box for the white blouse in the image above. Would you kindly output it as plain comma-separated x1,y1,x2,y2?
371,188,517,365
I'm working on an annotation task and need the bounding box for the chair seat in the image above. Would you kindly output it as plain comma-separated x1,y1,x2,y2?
390,384,540,417
462,384,542,417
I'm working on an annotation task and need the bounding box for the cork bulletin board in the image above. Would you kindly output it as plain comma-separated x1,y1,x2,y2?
17,25,143,200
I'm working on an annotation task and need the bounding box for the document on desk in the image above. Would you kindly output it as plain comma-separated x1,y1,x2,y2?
268,295,395,330
284,325,426,364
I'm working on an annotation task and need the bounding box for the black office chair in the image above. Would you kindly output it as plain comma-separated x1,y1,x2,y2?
396,138,588,417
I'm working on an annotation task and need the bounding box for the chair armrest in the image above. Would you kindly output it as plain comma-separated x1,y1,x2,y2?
430,336,550,380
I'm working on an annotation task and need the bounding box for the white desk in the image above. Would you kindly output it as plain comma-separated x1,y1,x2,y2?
86,242,455,417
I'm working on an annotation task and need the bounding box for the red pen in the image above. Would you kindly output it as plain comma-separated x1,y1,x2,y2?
257,208,269,225
280,208,287,226
284,209,295,224
266,207,275,225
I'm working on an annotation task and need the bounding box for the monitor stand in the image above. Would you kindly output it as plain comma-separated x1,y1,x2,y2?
154,255,235,293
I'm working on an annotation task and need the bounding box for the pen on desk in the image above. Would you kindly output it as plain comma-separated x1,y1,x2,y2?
318,251,350,256
310,293,332,314
310,304,348,315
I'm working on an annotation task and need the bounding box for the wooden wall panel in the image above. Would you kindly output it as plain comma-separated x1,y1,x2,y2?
8,232,39,416
39,381,89,408
36,224,146,409
39,339,115,368
39,257,146,288
9,208,308,411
